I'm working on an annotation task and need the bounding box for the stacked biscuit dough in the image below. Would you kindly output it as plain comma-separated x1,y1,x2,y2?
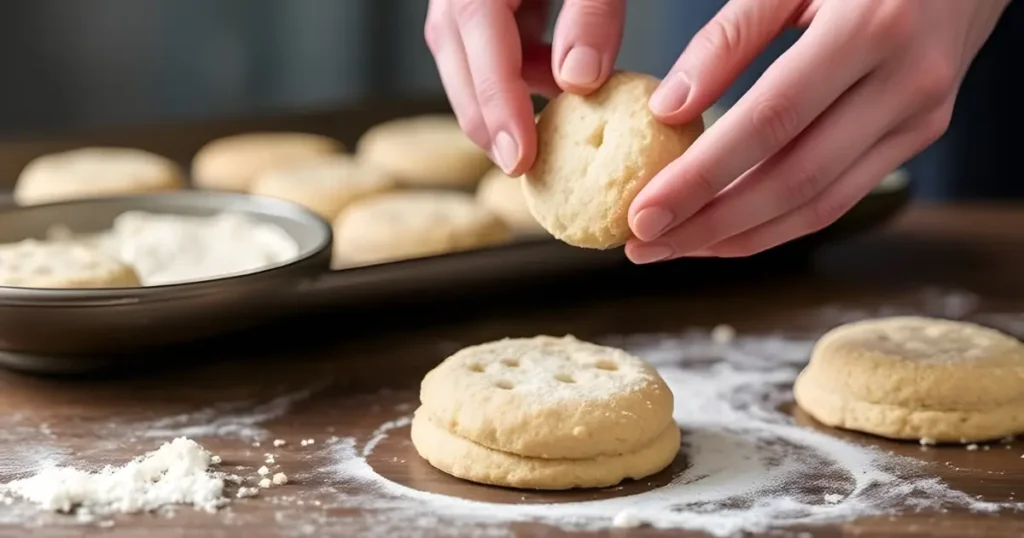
410,335,680,490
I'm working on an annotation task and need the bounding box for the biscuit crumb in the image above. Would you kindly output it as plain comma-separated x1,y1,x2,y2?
236,487,259,499
258,478,272,489
264,454,276,464
210,455,222,464
272,473,288,485
966,444,979,451
300,438,315,447
611,509,642,528
919,437,936,446
1001,435,1016,444
273,439,287,447
257,466,270,476
252,441,261,448
710,324,736,345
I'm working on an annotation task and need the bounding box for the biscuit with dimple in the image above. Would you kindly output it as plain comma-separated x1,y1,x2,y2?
250,154,397,221
411,409,680,490
419,335,675,460
475,168,546,236
524,71,704,249
192,132,343,192
14,147,184,206
794,316,1024,443
331,190,512,266
356,115,492,189
0,240,141,288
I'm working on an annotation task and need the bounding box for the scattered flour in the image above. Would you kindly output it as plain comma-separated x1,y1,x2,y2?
320,329,1024,537
1,438,227,519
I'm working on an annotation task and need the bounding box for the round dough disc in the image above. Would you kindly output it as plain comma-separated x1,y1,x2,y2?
14,147,184,206
0,240,140,289
475,167,547,237
192,132,344,192
250,154,397,221
410,409,680,490
331,190,512,266
523,71,703,249
356,114,492,189
419,335,675,460
794,316,1024,443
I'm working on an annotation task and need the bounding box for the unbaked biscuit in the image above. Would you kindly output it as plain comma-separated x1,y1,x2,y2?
475,167,547,236
356,115,492,189
331,190,512,266
249,154,397,221
419,335,675,460
410,409,680,490
0,240,141,288
192,132,343,192
14,147,184,206
523,71,704,249
794,316,1024,443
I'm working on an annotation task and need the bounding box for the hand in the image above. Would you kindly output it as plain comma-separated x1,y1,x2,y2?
626,0,1011,263
424,0,627,176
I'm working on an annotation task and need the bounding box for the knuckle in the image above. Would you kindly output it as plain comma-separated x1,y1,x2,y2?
563,0,624,20
685,167,721,202
807,197,847,233
865,0,916,47
693,16,744,58
473,76,509,108
782,163,825,205
918,105,954,146
451,0,483,23
751,95,800,149
423,16,444,53
912,53,957,106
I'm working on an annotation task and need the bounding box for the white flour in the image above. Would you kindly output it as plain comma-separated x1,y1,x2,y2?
322,329,1024,537
1,438,227,520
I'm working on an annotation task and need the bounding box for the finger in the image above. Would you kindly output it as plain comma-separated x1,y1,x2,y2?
517,0,560,97
699,112,949,258
551,0,626,94
424,0,491,149
453,0,538,176
637,65,915,257
649,0,804,124
630,8,885,242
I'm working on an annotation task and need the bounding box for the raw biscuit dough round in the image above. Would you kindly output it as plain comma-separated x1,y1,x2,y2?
14,147,184,206
475,168,547,236
192,132,344,192
419,335,675,460
331,190,512,266
0,240,141,288
794,316,1024,443
411,410,680,490
356,115,492,189
523,71,704,249
249,154,397,221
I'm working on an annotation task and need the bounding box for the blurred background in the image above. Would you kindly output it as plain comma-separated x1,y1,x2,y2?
0,0,1019,200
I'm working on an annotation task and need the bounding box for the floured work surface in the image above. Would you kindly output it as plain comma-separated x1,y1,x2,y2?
1,205,1024,537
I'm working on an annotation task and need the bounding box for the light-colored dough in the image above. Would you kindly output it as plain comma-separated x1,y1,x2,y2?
249,154,397,221
14,147,184,206
410,409,680,490
0,240,140,288
331,190,512,266
192,132,343,192
523,71,704,249
356,115,492,189
475,168,547,237
419,335,675,459
794,316,1024,443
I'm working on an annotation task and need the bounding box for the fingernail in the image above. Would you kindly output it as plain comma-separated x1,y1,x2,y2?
649,72,691,115
628,244,674,265
632,207,674,241
492,131,520,174
560,46,602,87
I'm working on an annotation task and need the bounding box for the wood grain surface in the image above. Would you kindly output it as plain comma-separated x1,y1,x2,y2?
0,203,1021,537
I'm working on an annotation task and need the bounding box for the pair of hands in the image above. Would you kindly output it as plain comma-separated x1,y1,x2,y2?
425,0,1010,263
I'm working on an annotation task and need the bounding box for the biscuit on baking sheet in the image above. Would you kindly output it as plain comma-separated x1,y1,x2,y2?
250,154,397,221
0,240,141,289
192,132,344,192
794,316,1024,443
331,190,512,266
475,167,547,237
14,147,184,206
524,71,704,249
418,335,675,460
410,408,680,490
355,114,492,189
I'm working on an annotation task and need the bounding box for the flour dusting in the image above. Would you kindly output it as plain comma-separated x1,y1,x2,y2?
321,329,1023,537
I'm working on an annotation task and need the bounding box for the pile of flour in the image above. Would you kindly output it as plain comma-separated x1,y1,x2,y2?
322,329,1024,537
1,437,227,521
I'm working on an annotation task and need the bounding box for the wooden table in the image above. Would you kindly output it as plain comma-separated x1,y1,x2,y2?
1,203,1023,538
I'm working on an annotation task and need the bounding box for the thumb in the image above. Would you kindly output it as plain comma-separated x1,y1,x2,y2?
649,0,805,125
551,0,626,94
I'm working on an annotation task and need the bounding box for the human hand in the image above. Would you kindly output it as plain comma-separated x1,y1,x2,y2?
626,0,1011,263
424,0,626,176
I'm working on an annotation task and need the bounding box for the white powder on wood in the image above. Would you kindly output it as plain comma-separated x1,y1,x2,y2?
1,437,226,517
